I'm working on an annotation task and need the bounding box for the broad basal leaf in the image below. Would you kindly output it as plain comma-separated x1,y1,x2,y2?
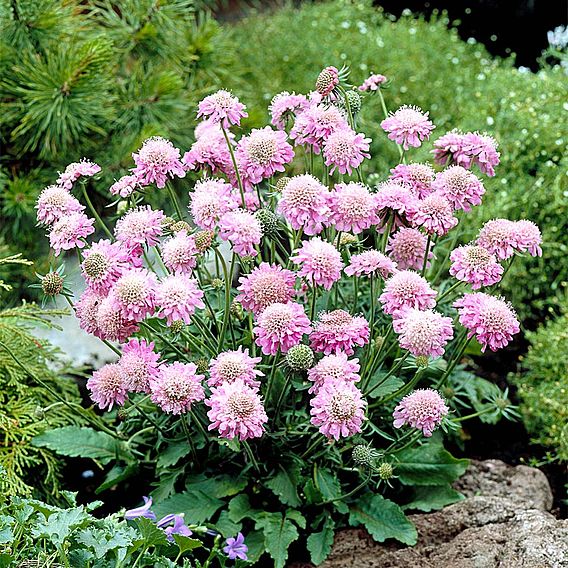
307,517,335,565
366,373,404,399
152,490,224,525
265,464,301,507
402,485,465,512
256,512,299,568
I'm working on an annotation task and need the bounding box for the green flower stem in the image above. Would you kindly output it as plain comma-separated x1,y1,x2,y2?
310,278,318,320
453,406,495,423
274,372,292,422
81,183,114,240
377,89,404,162
376,367,425,407
140,322,190,361
221,124,246,207
190,409,209,440
365,351,410,399
319,473,372,505
215,248,235,351
437,280,464,303
242,440,260,473
265,353,280,404
436,333,472,389
181,415,197,461
421,235,432,276
387,430,422,454
165,181,184,220
380,213,394,253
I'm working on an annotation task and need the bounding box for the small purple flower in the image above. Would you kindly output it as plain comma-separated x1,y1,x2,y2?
124,496,156,521
223,532,248,561
157,514,193,542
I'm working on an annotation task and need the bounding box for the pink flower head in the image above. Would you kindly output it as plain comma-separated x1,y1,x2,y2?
291,237,343,290
278,174,330,235
131,137,185,188
454,292,520,352
323,128,371,175
393,308,454,358
253,301,312,355
375,181,419,218
110,175,140,198
389,163,435,199
513,220,542,257
409,193,458,236
393,388,449,437
380,105,435,150
183,122,233,174
87,363,128,410
432,165,485,212
307,352,361,394
150,362,205,414
290,104,348,153
197,90,248,128
310,379,366,440
206,378,268,440
57,159,101,190
379,270,437,316
208,347,263,390
156,273,204,325
112,268,157,322
345,250,397,278
386,227,432,271
189,178,236,231
269,91,310,130
36,185,84,225
236,262,297,315
310,309,370,356
316,66,340,97
120,338,160,393
115,206,165,249
161,230,198,274
75,289,104,336
218,210,262,257
94,295,139,342
449,245,504,289
327,182,379,234
476,219,518,260
359,73,387,92
49,212,95,256
81,239,130,294
236,126,294,184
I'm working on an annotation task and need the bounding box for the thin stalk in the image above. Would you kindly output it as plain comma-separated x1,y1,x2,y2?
365,351,410,398
421,235,432,276
310,278,318,320
221,124,246,207
242,440,260,473
265,353,280,404
81,184,114,240
453,407,495,422
377,89,404,161
214,249,234,351
165,181,184,220
319,473,372,505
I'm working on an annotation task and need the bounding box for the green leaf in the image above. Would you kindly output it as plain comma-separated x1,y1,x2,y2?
302,479,322,504
366,374,404,399
214,511,241,538
307,517,335,565
403,485,465,512
256,512,299,568
157,441,191,469
314,467,341,501
133,517,169,548
0,516,14,545
96,463,138,494
32,507,89,546
77,526,134,559
153,491,224,525
0,553,14,568
173,534,202,554
32,426,132,465
349,494,417,546
285,509,306,529
243,529,265,564
185,474,248,498
228,494,259,523
265,464,301,507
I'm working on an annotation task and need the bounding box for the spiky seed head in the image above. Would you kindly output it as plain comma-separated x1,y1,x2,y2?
171,220,191,233
169,320,184,334
352,444,375,467
343,90,362,115
42,272,64,296
211,278,224,290
230,300,244,320
275,176,291,193
117,407,129,420
416,355,429,368
285,344,315,371
194,230,215,252
374,336,385,350
378,462,394,480
195,357,209,375
339,233,359,247
162,216,176,228
255,208,279,236
34,406,46,420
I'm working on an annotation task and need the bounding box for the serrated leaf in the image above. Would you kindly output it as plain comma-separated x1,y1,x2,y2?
133,517,169,548
243,529,265,564
157,441,191,469
314,467,341,501
307,517,335,565
77,526,133,559
285,509,306,529
349,494,417,546
265,465,301,507
185,474,248,498
302,479,322,504
0,517,14,545
153,491,224,525
32,507,89,546
214,511,241,538
402,485,465,512
228,494,258,523
256,512,299,568
173,534,202,554
366,374,404,399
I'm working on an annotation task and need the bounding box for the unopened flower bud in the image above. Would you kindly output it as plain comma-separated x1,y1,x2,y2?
169,320,184,334
230,301,244,320
285,344,315,371
342,90,362,115
316,66,339,97
117,407,129,420
352,444,377,467
275,177,290,193
116,201,130,215
339,233,358,247
34,406,46,420
211,278,224,290
415,355,429,368
378,462,394,480
255,208,279,237
374,336,385,350
171,220,191,233
162,217,176,228
442,386,455,400
42,272,64,297
367,173,382,188
194,230,215,253
195,358,209,374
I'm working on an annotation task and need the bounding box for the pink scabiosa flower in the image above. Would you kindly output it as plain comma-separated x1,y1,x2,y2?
393,388,449,437
110,175,140,198
236,126,294,184
379,270,437,316
189,178,236,231
115,206,165,249
57,159,101,190
218,210,262,257
432,165,485,212
359,73,387,92
310,379,366,440
253,302,312,355
316,66,340,97
269,91,310,130
131,137,185,188
409,193,458,236
197,90,248,128
386,227,432,271
206,378,268,440
112,268,157,322
81,239,130,294
513,220,542,257
389,163,435,199
183,121,233,174
290,104,349,153
120,338,160,393
323,128,371,175
449,245,504,289
236,262,297,315
161,230,198,274
327,182,379,234
208,347,263,390
393,308,454,358
380,105,435,150
150,362,205,415
476,219,518,260
345,250,397,279
75,289,104,336
291,238,343,290
310,310,370,356
454,292,520,352
156,273,204,325
87,363,128,410
307,352,361,394
375,181,419,219
48,212,95,256
95,295,139,342
278,174,330,235
36,185,85,225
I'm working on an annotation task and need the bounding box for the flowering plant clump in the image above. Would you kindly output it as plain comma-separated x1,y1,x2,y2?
36,67,539,566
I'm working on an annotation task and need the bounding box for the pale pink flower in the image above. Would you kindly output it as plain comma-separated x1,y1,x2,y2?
206,379,268,440
115,206,165,249
290,104,349,153
269,92,310,130
307,352,360,394
380,105,435,150
120,338,160,393
344,250,397,278
36,185,84,225
81,239,130,294
316,66,340,97
156,274,204,325
49,212,95,256
87,363,128,410
327,182,379,233
310,379,366,440
291,238,343,290
310,310,370,356
57,159,101,190
323,128,371,175
75,289,104,336
449,245,504,289
359,73,387,92
218,210,262,257
132,137,185,188
161,230,198,274
183,122,233,174
513,220,542,257
454,292,520,352
197,90,248,128
393,308,454,358
112,268,157,322
386,227,432,271
150,362,205,414
189,178,236,230
393,389,448,437
379,271,437,316
94,295,139,342
110,175,140,197
389,163,435,199
409,193,458,236
375,181,419,218
208,347,263,390
432,165,485,212
476,219,518,260
236,262,297,315
253,302,312,355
